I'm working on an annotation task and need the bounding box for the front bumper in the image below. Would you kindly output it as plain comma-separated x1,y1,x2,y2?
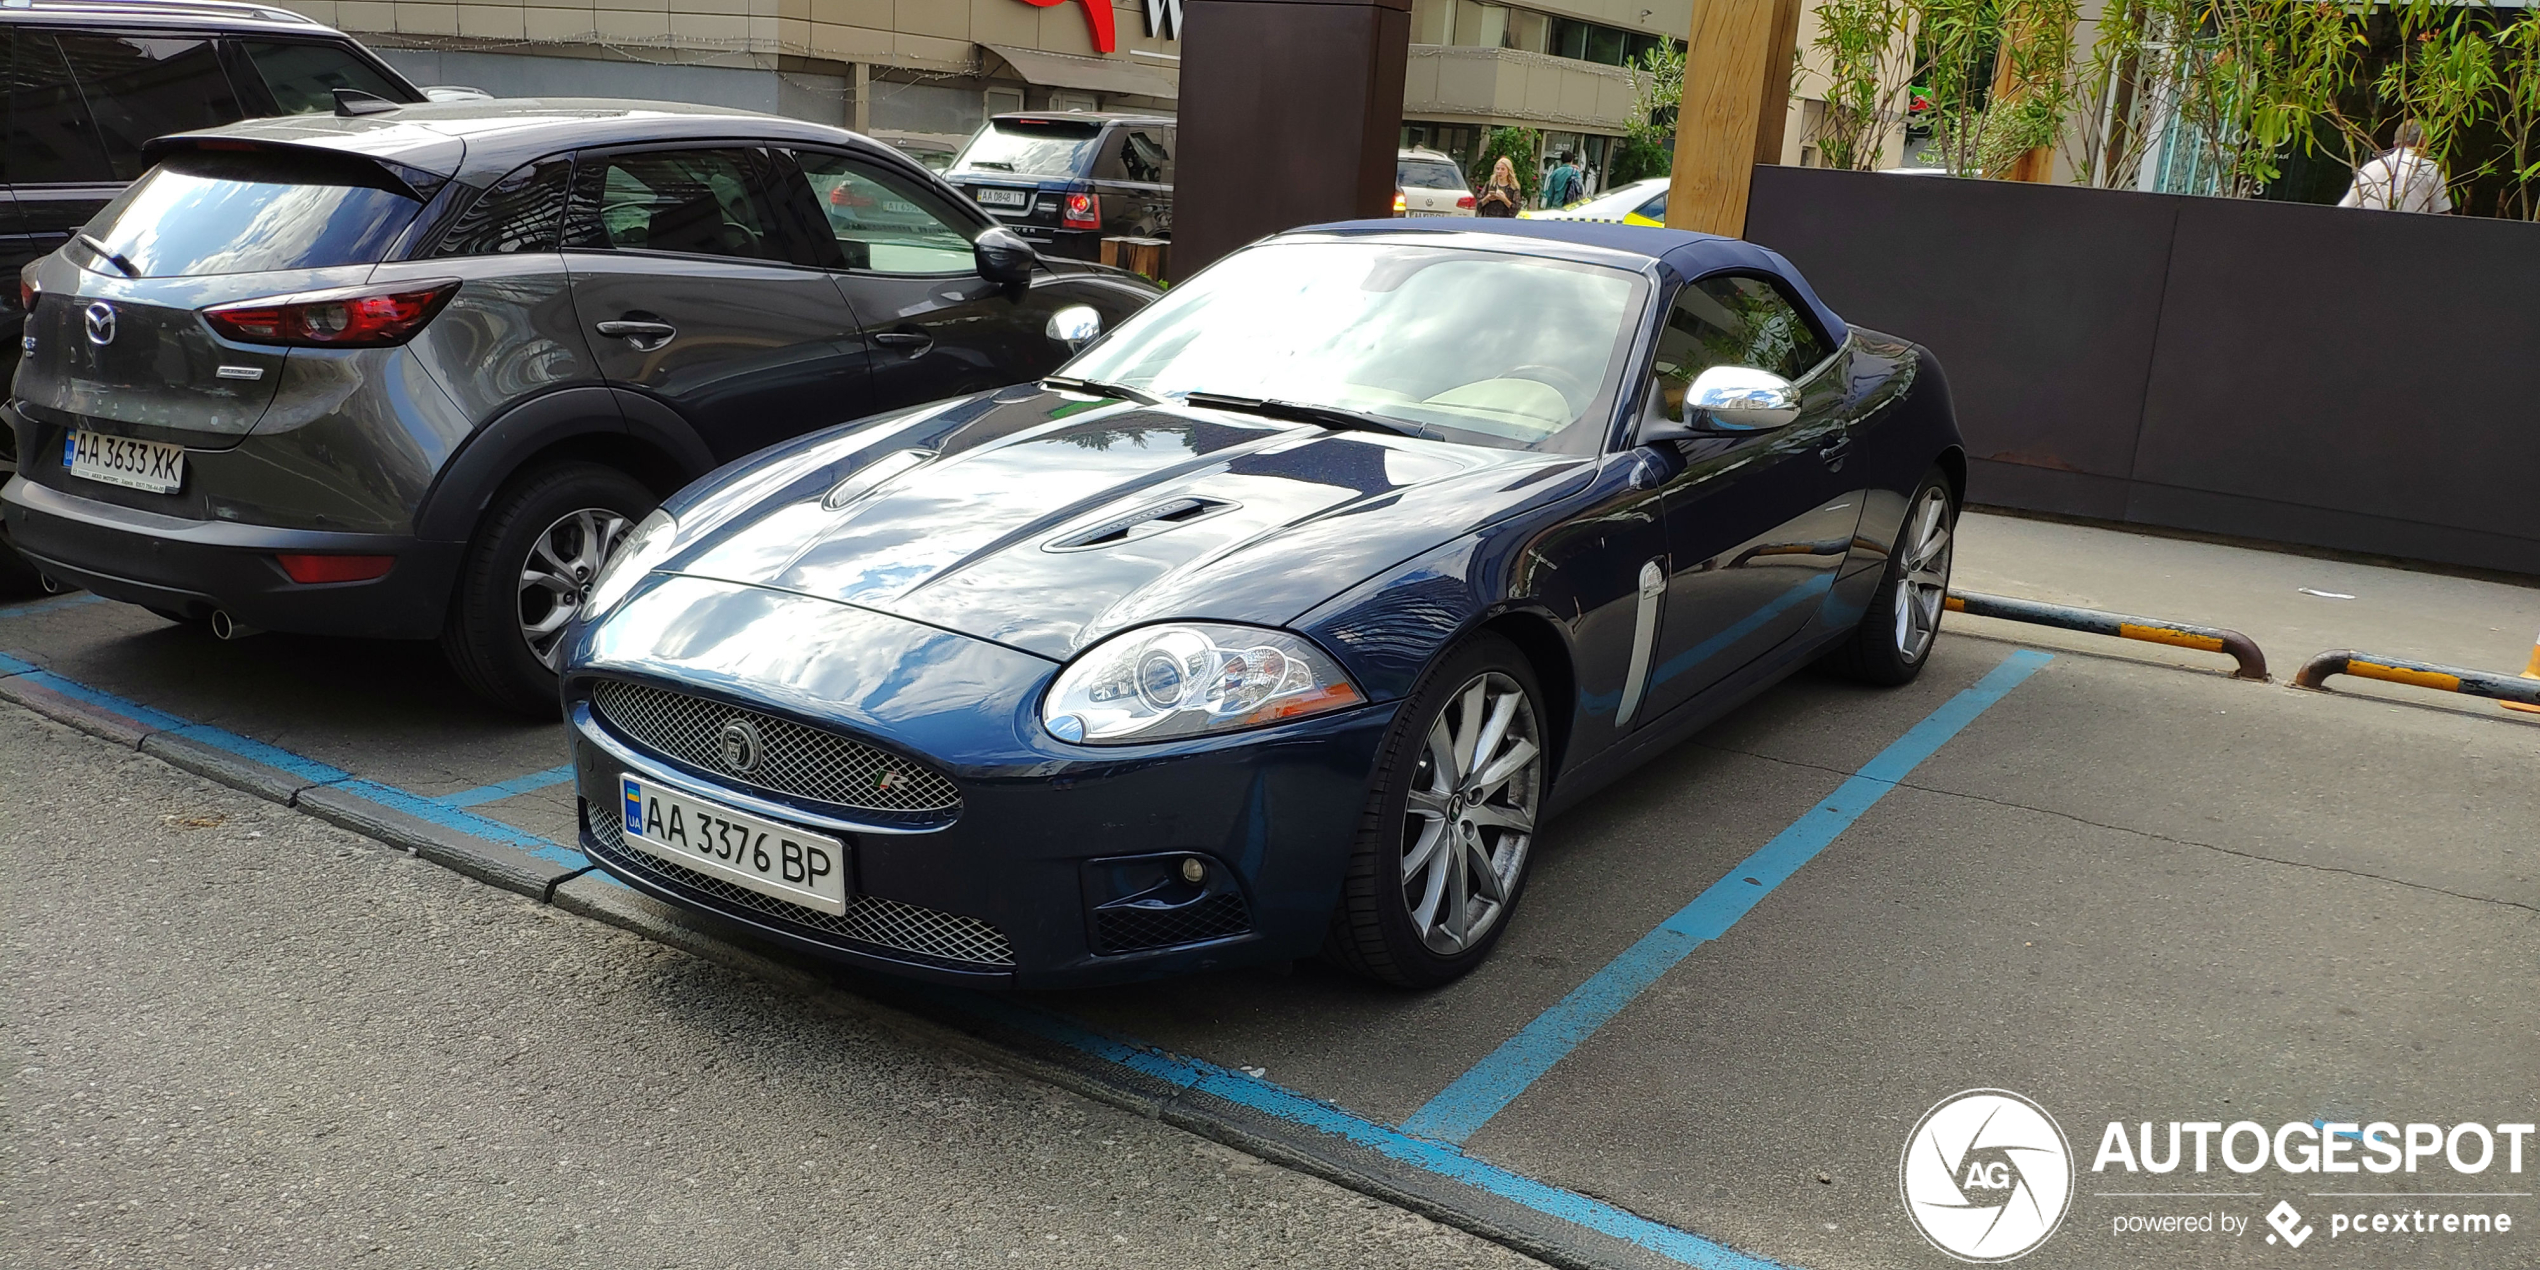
564,575,1397,988
2,475,458,638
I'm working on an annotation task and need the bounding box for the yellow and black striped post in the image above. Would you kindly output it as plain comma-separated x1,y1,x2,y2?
2294,650,2540,711
2505,630,2540,716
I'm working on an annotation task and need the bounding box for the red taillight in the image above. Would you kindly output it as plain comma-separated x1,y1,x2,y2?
1062,191,1100,230
276,554,395,584
18,273,34,313
202,280,459,348
1392,190,1408,215
1456,194,1476,209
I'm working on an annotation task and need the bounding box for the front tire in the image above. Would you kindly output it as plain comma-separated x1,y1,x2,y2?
1324,632,1547,988
1821,469,1955,686
440,462,652,717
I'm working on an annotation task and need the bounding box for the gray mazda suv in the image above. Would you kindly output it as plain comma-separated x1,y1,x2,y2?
2,99,1159,712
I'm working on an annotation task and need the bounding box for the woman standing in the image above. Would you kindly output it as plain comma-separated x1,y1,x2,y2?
1474,156,1522,218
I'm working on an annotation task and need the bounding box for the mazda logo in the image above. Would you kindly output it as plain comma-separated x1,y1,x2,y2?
83,301,116,347
716,719,763,774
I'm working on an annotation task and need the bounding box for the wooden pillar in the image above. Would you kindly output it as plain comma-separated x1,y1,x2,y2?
1665,0,1804,238
1171,0,1411,280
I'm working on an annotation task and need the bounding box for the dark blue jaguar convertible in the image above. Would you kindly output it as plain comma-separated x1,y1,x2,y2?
560,219,1963,988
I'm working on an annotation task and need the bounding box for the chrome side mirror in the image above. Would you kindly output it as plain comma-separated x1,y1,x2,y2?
1686,365,1800,431
1045,304,1102,351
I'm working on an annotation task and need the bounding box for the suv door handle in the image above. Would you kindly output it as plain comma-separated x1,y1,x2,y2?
596,319,676,351
870,329,931,352
1816,435,1852,470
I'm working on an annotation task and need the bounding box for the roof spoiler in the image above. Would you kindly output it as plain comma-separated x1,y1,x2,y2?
333,88,400,117
139,135,450,202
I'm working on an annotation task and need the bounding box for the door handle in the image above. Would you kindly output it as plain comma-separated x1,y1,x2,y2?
596,318,676,351
870,329,931,352
1816,435,1853,470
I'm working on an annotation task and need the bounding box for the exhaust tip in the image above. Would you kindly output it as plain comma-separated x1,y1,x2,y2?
36,573,72,595
209,610,260,640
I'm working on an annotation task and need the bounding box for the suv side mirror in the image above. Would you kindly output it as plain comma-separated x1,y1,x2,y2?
974,227,1038,289
1640,365,1800,443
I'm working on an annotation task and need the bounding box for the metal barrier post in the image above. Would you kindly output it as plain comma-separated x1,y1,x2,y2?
2292,650,2540,710
1943,591,2269,681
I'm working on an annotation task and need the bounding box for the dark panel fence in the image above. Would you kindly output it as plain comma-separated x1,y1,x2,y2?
1745,166,2540,576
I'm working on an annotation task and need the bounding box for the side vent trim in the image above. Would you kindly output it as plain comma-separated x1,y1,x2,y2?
1044,497,1235,552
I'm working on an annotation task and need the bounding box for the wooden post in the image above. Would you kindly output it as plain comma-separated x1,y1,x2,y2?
1665,0,1804,237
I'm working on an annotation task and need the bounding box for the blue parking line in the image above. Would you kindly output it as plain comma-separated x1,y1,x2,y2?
943,992,1792,1270
0,592,106,621
438,764,575,809
1399,648,2055,1146
0,656,582,867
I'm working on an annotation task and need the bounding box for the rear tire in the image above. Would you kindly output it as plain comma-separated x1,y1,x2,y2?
440,462,653,717
1322,632,1547,988
1820,469,1955,687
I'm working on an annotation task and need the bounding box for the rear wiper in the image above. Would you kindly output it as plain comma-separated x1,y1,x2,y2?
1043,374,1160,405
1183,391,1418,437
74,233,139,279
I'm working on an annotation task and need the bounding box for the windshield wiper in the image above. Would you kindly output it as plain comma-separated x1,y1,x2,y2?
74,233,139,279
1043,374,1160,405
1182,391,1418,437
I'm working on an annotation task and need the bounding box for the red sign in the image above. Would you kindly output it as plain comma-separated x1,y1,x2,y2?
1018,0,1117,54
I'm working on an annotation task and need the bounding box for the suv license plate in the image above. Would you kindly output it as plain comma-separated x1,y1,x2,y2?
973,187,1029,207
620,774,848,914
64,429,184,494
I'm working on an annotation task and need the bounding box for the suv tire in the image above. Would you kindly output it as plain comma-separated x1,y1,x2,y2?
441,462,654,717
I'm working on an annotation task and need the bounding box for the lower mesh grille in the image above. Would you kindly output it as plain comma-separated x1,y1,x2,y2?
1093,892,1252,954
583,802,1014,968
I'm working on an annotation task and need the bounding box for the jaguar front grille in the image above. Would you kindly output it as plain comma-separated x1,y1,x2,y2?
588,679,961,817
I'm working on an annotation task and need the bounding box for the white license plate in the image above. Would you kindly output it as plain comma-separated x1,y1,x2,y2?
619,773,848,914
1407,209,1453,217
64,429,184,494
973,187,1029,207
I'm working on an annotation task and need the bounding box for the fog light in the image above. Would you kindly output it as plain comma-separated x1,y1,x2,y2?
1180,857,1206,884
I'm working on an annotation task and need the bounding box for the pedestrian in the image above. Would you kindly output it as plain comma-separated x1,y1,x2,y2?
1542,152,1583,209
2338,120,2451,214
1475,156,1522,218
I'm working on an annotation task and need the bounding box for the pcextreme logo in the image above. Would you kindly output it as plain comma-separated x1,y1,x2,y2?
1900,1089,2076,1262
1017,0,1181,54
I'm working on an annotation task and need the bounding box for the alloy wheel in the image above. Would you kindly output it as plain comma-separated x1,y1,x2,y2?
517,507,630,669
1400,671,1542,955
1891,486,1954,664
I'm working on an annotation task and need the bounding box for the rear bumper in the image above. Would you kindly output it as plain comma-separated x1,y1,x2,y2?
1,475,458,638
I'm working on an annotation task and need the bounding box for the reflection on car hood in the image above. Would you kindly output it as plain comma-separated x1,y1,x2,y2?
659,388,1595,661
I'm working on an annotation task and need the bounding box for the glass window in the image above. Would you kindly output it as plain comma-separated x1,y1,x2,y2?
1063,240,1648,454
1633,187,1668,221
790,152,975,275
1550,18,1589,59
947,117,1101,180
430,159,571,257
54,35,245,180
1505,9,1549,52
237,40,410,115
81,148,422,276
1094,128,1171,183
1650,275,1835,418
1586,25,1628,65
3,30,113,185
566,148,780,261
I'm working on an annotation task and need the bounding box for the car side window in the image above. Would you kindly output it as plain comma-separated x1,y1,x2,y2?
53,34,246,181
786,151,976,275
2,29,114,185
1096,128,1171,184
234,40,410,115
1634,188,1668,222
430,158,572,257
562,148,781,262
1650,275,1835,419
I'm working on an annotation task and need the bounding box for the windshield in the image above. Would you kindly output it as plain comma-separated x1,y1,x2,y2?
85,150,422,277
949,121,1101,179
1063,240,1648,454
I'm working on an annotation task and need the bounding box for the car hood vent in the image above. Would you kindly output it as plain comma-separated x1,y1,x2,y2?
1044,497,1234,551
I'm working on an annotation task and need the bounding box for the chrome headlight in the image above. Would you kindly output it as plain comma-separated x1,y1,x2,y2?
580,508,679,620
1043,623,1366,745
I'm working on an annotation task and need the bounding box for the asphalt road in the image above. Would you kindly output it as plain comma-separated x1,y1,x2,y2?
1,709,1544,1270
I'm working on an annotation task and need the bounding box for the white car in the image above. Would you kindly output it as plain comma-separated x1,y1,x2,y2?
1522,176,1669,225
1395,148,1476,216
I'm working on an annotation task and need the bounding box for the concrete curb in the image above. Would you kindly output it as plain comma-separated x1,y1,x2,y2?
296,784,583,897
0,671,156,748
141,730,322,806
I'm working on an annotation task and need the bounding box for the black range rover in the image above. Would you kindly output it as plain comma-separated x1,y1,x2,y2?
945,112,1174,261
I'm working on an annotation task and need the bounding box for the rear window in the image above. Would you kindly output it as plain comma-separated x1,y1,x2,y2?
1398,159,1468,191
948,119,1102,180
83,149,423,277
